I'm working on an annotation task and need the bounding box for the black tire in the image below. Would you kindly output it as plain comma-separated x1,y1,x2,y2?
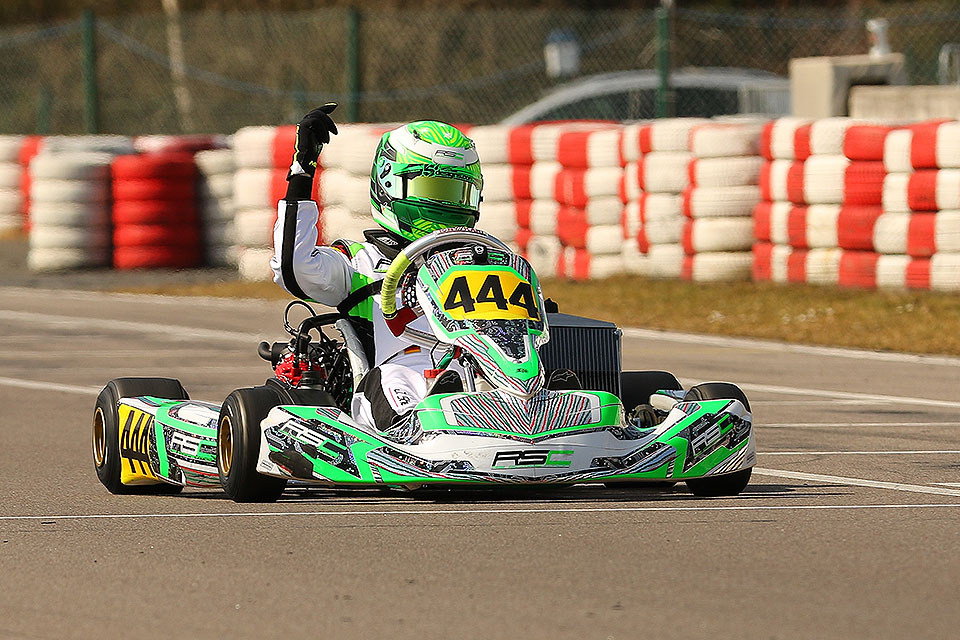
682,381,751,412
686,468,752,497
93,377,189,495
620,370,682,413
682,381,752,497
217,387,288,503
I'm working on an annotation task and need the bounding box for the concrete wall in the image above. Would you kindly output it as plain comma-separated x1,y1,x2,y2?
850,85,960,120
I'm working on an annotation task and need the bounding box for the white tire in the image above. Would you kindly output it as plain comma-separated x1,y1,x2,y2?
805,204,841,249
764,117,812,160
526,235,560,279
585,224,623,255
237,247,275,281
805,247,842,285
621,239,649,275
687,251,753,282
641,152,691,193
29,225,110,250
875,254,910,289
802,155,849,205
476,202,518,240
195,148,235,175
0,188,23,215
646,243,684,278
931,252,960,291
201,198,235,222
582,196,622,226
809,117,861,156
872,213,909,255
645,118,708,153
529,162,561,200
232,168,273,210
320,124,383,174
198,173,234,200
583,166,622,198
470,125,510,165
321,206,374,244
29,201,110,227
28,246,110,271
642,193,683,220
936,210,960,252
883,129,912,173
529,200,560,236
0,163,21,190
481,164,514,202
620,161,641,202
30,152,113,180
30,179,109,204
685,186,760,218
339,173,372,214
40,135,134,156
0,135,24,163
689,156,764,187
881,173,910,213
690,123,763,158
644,214,684,245
684,217,754,253
233,126,275,169
766,200,793,246
234,207,276,248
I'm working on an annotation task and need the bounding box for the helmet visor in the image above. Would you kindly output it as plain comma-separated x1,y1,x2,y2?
392,199,479,229
403,175,481,209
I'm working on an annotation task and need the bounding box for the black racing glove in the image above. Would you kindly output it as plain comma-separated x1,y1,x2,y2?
286,103,338,199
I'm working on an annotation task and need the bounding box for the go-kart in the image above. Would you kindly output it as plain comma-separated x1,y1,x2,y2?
92,228,755,502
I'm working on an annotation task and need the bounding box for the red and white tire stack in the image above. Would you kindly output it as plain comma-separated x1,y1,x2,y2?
681,120,762,281
619,118,703,279
551,125,624,280
111,152,202,270
318,124,385,243
26,144,124,271
0,136,24,233
195,147,236,267
511,124,558,278
876,120,960,290
232,126,302,281
754,117,887,286
470,124,520,253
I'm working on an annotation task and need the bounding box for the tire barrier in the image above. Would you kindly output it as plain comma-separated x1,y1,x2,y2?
0,136,24,232
27,147,120,271
111,152,201,270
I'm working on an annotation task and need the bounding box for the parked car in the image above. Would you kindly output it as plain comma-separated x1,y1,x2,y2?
501,67,789,124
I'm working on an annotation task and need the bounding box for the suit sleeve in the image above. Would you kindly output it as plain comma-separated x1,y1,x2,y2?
270,199,353,306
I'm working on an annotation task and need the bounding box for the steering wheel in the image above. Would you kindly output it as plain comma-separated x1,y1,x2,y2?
380,228,511,337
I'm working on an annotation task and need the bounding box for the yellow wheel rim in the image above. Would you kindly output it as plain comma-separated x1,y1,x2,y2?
218,415,233,477
92,407,107,468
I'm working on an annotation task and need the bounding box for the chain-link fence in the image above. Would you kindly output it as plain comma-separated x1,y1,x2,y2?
2,4,960,135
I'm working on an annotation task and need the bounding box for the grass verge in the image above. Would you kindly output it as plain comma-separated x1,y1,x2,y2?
113,276,960,356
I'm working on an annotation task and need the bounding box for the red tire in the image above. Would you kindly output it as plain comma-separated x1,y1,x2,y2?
112,153,197,181
113,178,196,202
114,224,201,248
113,200,198,226
113,245,202,270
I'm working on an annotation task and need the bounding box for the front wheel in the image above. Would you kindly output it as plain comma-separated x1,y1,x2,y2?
217,387,287,503
682,381,752,497
93,377,188,495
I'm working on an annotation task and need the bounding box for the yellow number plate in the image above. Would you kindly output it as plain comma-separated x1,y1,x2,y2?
436,267,540,321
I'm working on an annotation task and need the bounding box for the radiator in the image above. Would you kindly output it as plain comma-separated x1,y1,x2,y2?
539,312,622,397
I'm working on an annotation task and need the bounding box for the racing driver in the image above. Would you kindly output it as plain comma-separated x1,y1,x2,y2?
272,104,491,442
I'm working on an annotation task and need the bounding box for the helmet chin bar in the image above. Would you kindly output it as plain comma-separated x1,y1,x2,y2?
380,228,511,339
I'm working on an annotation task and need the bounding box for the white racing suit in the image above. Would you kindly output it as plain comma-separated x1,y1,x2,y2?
270,198,460,440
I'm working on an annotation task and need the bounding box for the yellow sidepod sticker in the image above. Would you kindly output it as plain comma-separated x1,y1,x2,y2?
437,267,540,321
117,403,160,485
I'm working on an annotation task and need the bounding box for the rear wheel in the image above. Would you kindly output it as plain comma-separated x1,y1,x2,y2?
93,377,189,495
683,381,752,497
217,387,287,503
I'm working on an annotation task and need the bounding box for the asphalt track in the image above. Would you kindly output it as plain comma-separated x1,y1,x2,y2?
1,285,958,640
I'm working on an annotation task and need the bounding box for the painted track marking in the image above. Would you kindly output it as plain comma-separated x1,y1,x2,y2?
753,468,960,497
0,376,99,396
762,450,960,455
3,502,960,522
762,422,960,428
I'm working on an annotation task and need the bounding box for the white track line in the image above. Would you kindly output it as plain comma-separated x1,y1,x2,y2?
762,422,960,428
5,286,959,367
3,503,960,522
0,309,258,344
761,450,960,455
753,468,960,497
623,327,960,367
677,378,960,409
0,376,99,396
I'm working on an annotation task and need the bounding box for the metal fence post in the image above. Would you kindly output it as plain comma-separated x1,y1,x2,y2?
82,9,100,133
655,6,673,118
346,8,360,122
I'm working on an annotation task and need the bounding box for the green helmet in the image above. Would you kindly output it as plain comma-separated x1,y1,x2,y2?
370,121,483,243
